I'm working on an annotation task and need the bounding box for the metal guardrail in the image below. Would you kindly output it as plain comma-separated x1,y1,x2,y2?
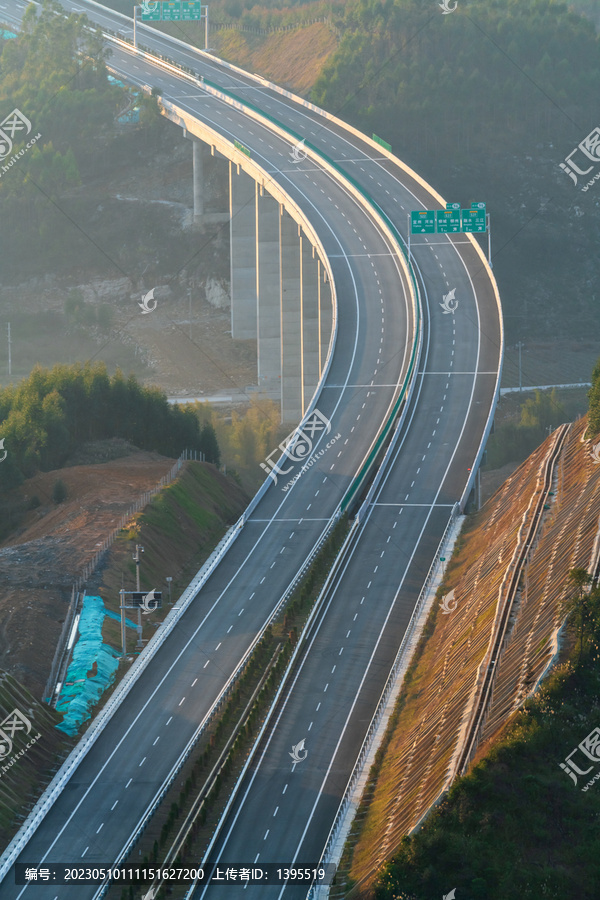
0,8,425,881
103,28,422,516
307,503,461,898
0,513,244,881
184,515,360,899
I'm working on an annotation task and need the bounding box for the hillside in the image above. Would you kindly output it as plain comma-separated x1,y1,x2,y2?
334,415,600,898
0,671,73,849
0,443,248,698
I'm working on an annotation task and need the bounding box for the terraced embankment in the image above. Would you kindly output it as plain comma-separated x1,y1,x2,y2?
336,417,600,897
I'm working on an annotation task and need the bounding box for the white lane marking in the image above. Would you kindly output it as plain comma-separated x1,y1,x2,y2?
96,823,103,834
166,717,172,725
353,613,358,621
111,800,119,811
260,577,266,584
126,778,132,788
81,847,89,858
308,721,313,731
238,608,244,616
273,806,279,816
339,647,344,656
249,592,255,600
227,625,233,633
331,665,336,674
153,736,160,746
179,697,186,705
346,630,351,637
282,784,288,794
316,702,321,711
192,677,199,685
139,757,146,767
204,660,210,668
264,830,269,840
324,683,329,691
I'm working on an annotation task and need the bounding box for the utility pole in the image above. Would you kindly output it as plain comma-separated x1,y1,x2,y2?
119,589,127,657
487,212,492,267
133,544,144,647
166,576,173,605
7,323,11,378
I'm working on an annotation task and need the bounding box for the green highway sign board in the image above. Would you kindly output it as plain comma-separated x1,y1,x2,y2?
461,208,486,232
411,210,436,234
181,0,203,19
234,139,251,157
471,201,486,210
162,1,182,19
446,202,460,210
437,208,461,233
141,1,161,19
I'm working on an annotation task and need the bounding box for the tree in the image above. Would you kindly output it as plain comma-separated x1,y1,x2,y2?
52,478,68,504
562,567,594,660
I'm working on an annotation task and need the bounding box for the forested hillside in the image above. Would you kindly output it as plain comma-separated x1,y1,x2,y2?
313,0,600,343
0,363,219,492
0,0,162,275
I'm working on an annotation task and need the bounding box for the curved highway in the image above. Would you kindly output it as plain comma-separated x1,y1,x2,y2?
0,4,502,898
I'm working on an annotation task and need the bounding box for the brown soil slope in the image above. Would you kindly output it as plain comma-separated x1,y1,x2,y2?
0,670,73,848
212,23,337,96
0,448,177,696
342,417,600,897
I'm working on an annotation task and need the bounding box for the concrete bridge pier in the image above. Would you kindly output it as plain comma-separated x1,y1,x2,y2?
280,210,303,424
230,164,258,339
301,237,320,408
256,190,281,399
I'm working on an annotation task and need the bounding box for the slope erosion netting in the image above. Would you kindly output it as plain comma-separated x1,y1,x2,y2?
345,425,580,892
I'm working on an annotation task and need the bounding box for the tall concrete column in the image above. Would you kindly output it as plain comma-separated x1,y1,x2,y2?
301,237,320,408
319,263,333,375
230,164,257,339
192,139,204,219
280,211,302,424
256,190,281,400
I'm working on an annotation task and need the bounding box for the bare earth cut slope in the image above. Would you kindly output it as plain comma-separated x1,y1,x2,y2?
340,417,600,896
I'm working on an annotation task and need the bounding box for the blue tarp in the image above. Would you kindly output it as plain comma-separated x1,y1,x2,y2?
55,595,120,736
